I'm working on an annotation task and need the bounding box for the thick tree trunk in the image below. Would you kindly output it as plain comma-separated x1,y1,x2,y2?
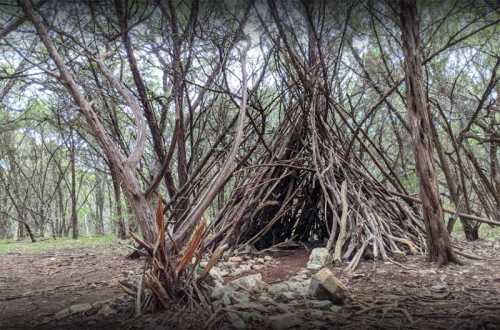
399,0,458,265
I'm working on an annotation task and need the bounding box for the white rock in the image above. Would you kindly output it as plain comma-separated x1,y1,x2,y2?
252,264,264,271
229,256,244,263
69,303,93,314
231,273,267,292
268,282,290,296
233,264,252,276
209,267,225,285
309,300,332,310
306,248,332,270
308,268,348,304
287,280,310,296
211,285,234,301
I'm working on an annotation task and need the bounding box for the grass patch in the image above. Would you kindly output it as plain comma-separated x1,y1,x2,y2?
451,221,500,241
0,235,118,255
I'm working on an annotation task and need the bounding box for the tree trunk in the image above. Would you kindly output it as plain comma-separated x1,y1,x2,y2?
399,0,458,265
20,0,156,243
110,163,126,239
430,120,477,239
70,131,78,240
94,170,105,236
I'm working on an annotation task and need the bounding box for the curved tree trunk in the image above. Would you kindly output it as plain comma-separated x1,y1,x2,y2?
399,0,458,265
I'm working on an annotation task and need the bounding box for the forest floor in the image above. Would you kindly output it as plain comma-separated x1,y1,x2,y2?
1,236,500,330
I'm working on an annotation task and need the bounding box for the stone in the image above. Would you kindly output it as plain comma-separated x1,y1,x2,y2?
290,274,308,281
309,300,332,310
268,282,290,296
252,264,264,271
230,291,251,304
268,313,302,330
310,310,323,319
306,248,332,270
257,258,266,264
257,294,275,304
308,268,348,304
276,291,295,303
287,280,310,296
209,267,225,285
97,304,115,317
69,303,93,314
211,285,235,301
234,264,252,276
231,273,267,292
229,256,244,263
227,312,246,329
431,282,447,292
330,305,342,313
53,308,72,320
264,256,273,261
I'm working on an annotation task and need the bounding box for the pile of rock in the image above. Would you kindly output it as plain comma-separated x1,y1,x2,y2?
205,248,350,329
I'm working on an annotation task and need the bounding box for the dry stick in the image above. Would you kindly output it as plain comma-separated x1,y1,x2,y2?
333,180,350,262
388,190,500,226
173,39,251,248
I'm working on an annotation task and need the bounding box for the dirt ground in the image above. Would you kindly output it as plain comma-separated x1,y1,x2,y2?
0,243,142,329
1,239,500,329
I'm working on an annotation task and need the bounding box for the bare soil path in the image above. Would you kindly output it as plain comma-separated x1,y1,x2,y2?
0,238,499,329
0,241,141,329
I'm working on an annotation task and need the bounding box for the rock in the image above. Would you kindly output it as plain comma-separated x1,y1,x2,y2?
53,308,72,320
310,310,323,319
97,304,115,317
231,274,267,292
268,282,290,296
257,294,275,304
287,280,310,296
276,291,295,303
309,300,332,310
230,291,251,304
290,274,308,281
227,312,246,329
209,267,225,285
69,303,93,314
308,268,348,304
257,258,266,264
234,264,252,276
92,298,113,309
306,248,332,270
268,313,302,330
330,305,342,313
211,285,235,304
298,268,310,275
252,264,264,271
229,256,244,263
431,282,447,292
264,256,273,261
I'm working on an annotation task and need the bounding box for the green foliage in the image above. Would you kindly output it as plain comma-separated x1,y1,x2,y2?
451,222,500,241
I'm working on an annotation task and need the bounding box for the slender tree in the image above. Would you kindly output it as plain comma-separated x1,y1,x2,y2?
399,0,459,265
